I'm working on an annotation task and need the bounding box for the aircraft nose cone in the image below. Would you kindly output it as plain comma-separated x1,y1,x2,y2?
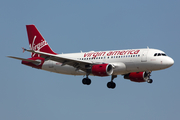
169,57,174,66
164,57,174,67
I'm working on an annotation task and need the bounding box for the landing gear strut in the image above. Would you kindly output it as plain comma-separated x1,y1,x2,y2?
107,75,117,89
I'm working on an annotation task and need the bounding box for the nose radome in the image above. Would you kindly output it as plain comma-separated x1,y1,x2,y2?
169,57,174,66
165,57,174,67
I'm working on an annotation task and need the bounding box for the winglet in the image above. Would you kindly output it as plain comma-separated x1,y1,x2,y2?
22,47,26,53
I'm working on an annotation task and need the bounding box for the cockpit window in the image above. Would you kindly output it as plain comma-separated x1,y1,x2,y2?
154,53,167,56
162,53,166,56
158,53,161,56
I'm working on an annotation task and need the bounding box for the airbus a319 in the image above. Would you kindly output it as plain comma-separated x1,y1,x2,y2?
8,25,174,89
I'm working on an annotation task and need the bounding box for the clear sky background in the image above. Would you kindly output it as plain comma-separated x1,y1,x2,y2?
1,0,180,120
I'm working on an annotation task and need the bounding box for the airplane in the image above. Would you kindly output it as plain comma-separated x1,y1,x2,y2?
7,25,174,89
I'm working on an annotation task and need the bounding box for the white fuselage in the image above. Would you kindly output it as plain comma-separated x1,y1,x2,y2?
41,48,174,76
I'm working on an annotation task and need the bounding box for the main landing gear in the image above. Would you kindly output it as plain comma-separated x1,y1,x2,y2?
82,73,91,85
107,75,117,89
82,77,91,85
82,74,117,89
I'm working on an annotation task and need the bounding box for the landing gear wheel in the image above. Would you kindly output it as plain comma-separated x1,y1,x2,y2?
82,78,91,85
82,78,86,84
107,82,116,89
107,82,111,88
147,79,153,83
86,78,91,85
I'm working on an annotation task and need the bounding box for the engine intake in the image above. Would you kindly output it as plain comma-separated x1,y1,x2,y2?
91,64,113,76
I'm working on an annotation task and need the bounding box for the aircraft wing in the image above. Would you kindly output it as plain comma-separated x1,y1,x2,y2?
7,56,41,64
24,49,94,70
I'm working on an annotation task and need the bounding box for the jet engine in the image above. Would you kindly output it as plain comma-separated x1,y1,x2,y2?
91,64,113,76
124,72,150,82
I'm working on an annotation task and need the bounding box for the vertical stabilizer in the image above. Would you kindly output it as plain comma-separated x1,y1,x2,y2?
26,25,56,57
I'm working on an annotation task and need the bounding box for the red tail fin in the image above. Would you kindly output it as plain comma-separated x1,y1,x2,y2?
26,25,56,57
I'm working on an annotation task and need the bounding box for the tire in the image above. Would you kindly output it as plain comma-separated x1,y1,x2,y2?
82,78,87,85
86,78,91,85
107,82,112,88
147,79,153,83
82,78,91,85
107,82,116,89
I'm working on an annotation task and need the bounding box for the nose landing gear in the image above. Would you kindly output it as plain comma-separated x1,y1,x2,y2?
147,79,153,83
145,71,153,84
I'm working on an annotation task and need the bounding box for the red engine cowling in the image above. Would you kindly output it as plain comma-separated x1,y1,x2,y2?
124,72,147,82
22,57,45,69
91,64,113,76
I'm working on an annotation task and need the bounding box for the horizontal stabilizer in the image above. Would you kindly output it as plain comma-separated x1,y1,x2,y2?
7,56,41,64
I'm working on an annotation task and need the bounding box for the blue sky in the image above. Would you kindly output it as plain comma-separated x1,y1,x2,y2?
1,0,180,120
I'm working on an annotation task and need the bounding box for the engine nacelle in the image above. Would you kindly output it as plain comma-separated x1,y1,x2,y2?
91,64,113,76
22,57,45,69
124,72,148,82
